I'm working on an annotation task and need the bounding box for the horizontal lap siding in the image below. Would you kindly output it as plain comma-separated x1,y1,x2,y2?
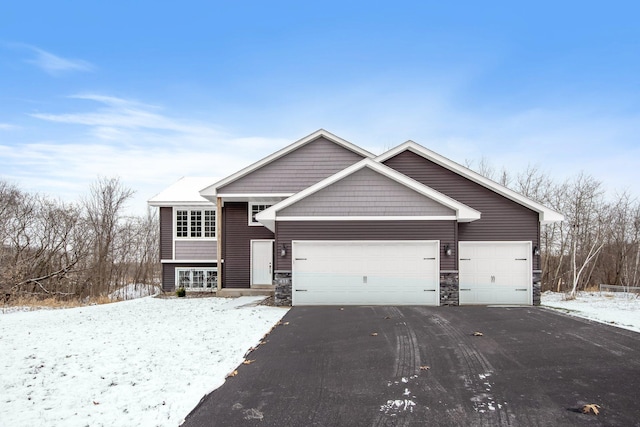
218,137,365,194
279,167,454,217
223,202,274,288
162,263,217,292
384,151,540,269
175,240,217,260
160,207,173,260
275,220,456,271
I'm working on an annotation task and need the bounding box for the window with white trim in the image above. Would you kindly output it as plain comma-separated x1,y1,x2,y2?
176,268,217,290
176,208,216,238
249,203,272,226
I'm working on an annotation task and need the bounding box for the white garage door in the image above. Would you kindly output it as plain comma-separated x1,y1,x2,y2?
292,240,440,306
458,241,532,305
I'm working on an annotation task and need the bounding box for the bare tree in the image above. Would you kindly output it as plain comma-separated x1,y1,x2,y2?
82,177,135,297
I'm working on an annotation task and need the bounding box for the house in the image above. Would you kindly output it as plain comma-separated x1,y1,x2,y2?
148,130,563,306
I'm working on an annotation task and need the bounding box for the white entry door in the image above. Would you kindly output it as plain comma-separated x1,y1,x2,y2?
251,240,274,286
458,241,532,305
292,240,440,306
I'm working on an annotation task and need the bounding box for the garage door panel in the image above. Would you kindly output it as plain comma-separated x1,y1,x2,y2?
459,241,532,305
292,240,439,306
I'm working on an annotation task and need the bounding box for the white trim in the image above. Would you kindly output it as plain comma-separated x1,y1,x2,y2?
199,129,375,199
175,267,218,292
173,206,217,239
216,193,294,199
148,200,214,207
174,238,217,241
276,215,458,222
376,141,564,224
248,202,275,227
256,158,481,232
162,259,218,264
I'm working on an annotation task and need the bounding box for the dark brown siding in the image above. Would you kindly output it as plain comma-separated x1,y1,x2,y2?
222,202,274,288
160,207,173,260
162,264,175,292
384,151,540,268
275,220,456,271
162,263,217,292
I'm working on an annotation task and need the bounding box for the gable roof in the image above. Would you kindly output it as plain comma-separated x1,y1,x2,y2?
256,158,481,232
200,129,375,199
376,141,564,224
148,177,218,207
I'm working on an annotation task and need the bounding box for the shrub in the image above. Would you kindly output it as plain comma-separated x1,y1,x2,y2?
176,287,186,297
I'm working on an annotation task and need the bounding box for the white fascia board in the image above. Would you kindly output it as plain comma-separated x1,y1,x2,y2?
376,141,564,224
255,158,481,226
276,216,458,221
215,193,294,200
258,218,276,232
199,129,376,199
161,259,218,264
148,200,214,207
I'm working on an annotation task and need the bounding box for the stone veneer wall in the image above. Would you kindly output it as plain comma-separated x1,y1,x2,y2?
533,270,542,306
440,271,459,306
274,271,292,306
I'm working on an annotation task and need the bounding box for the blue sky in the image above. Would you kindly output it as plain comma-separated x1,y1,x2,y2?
1,1,639,214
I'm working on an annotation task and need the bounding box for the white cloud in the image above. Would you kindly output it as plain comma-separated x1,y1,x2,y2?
6,89,640,217
32,93,224,142
9,43,95,75
0,123,18,130
5,95,289,215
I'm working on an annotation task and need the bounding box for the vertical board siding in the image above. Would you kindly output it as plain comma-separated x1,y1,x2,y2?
384,151,540,259
160,207,173,260
275,220,456,271
218,137,365,194
279,167,455,217
175,240,217,260
223,202,274,288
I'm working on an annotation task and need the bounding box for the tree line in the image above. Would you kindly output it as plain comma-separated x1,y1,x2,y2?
2,163,639,301
471,160,640,294
0,177,159,301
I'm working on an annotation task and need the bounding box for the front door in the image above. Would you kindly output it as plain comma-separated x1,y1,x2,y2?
251,240,274,286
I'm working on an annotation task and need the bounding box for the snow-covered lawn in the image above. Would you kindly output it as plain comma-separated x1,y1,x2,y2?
542,291,640,333
0,296,288,427
2,291,638,427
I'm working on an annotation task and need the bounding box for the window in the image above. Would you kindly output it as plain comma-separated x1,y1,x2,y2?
176,208,216,238
249,203,272,226
177,268,217,291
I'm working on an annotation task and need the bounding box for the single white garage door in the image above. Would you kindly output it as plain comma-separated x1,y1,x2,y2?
292,240,440,306
458,241,532,305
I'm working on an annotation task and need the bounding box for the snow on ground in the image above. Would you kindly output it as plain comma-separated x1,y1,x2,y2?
0,296,288,427
2,291,638,426
542,291,640,333
108,283,162,300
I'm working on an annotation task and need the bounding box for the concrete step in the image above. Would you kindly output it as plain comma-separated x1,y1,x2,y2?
217,288,274,297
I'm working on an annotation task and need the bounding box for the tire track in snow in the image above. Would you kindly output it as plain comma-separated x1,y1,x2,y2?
372,307,421,427
429,312,515,427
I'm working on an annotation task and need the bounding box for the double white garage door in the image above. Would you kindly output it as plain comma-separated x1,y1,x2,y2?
292,240,532,306
292,241,440,306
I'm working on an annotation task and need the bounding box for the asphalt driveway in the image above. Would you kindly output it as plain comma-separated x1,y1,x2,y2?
183,306,640,426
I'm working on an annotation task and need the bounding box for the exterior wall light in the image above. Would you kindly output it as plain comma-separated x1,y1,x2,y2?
444,244,453,257
280,244,287,257
533,246,540,256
